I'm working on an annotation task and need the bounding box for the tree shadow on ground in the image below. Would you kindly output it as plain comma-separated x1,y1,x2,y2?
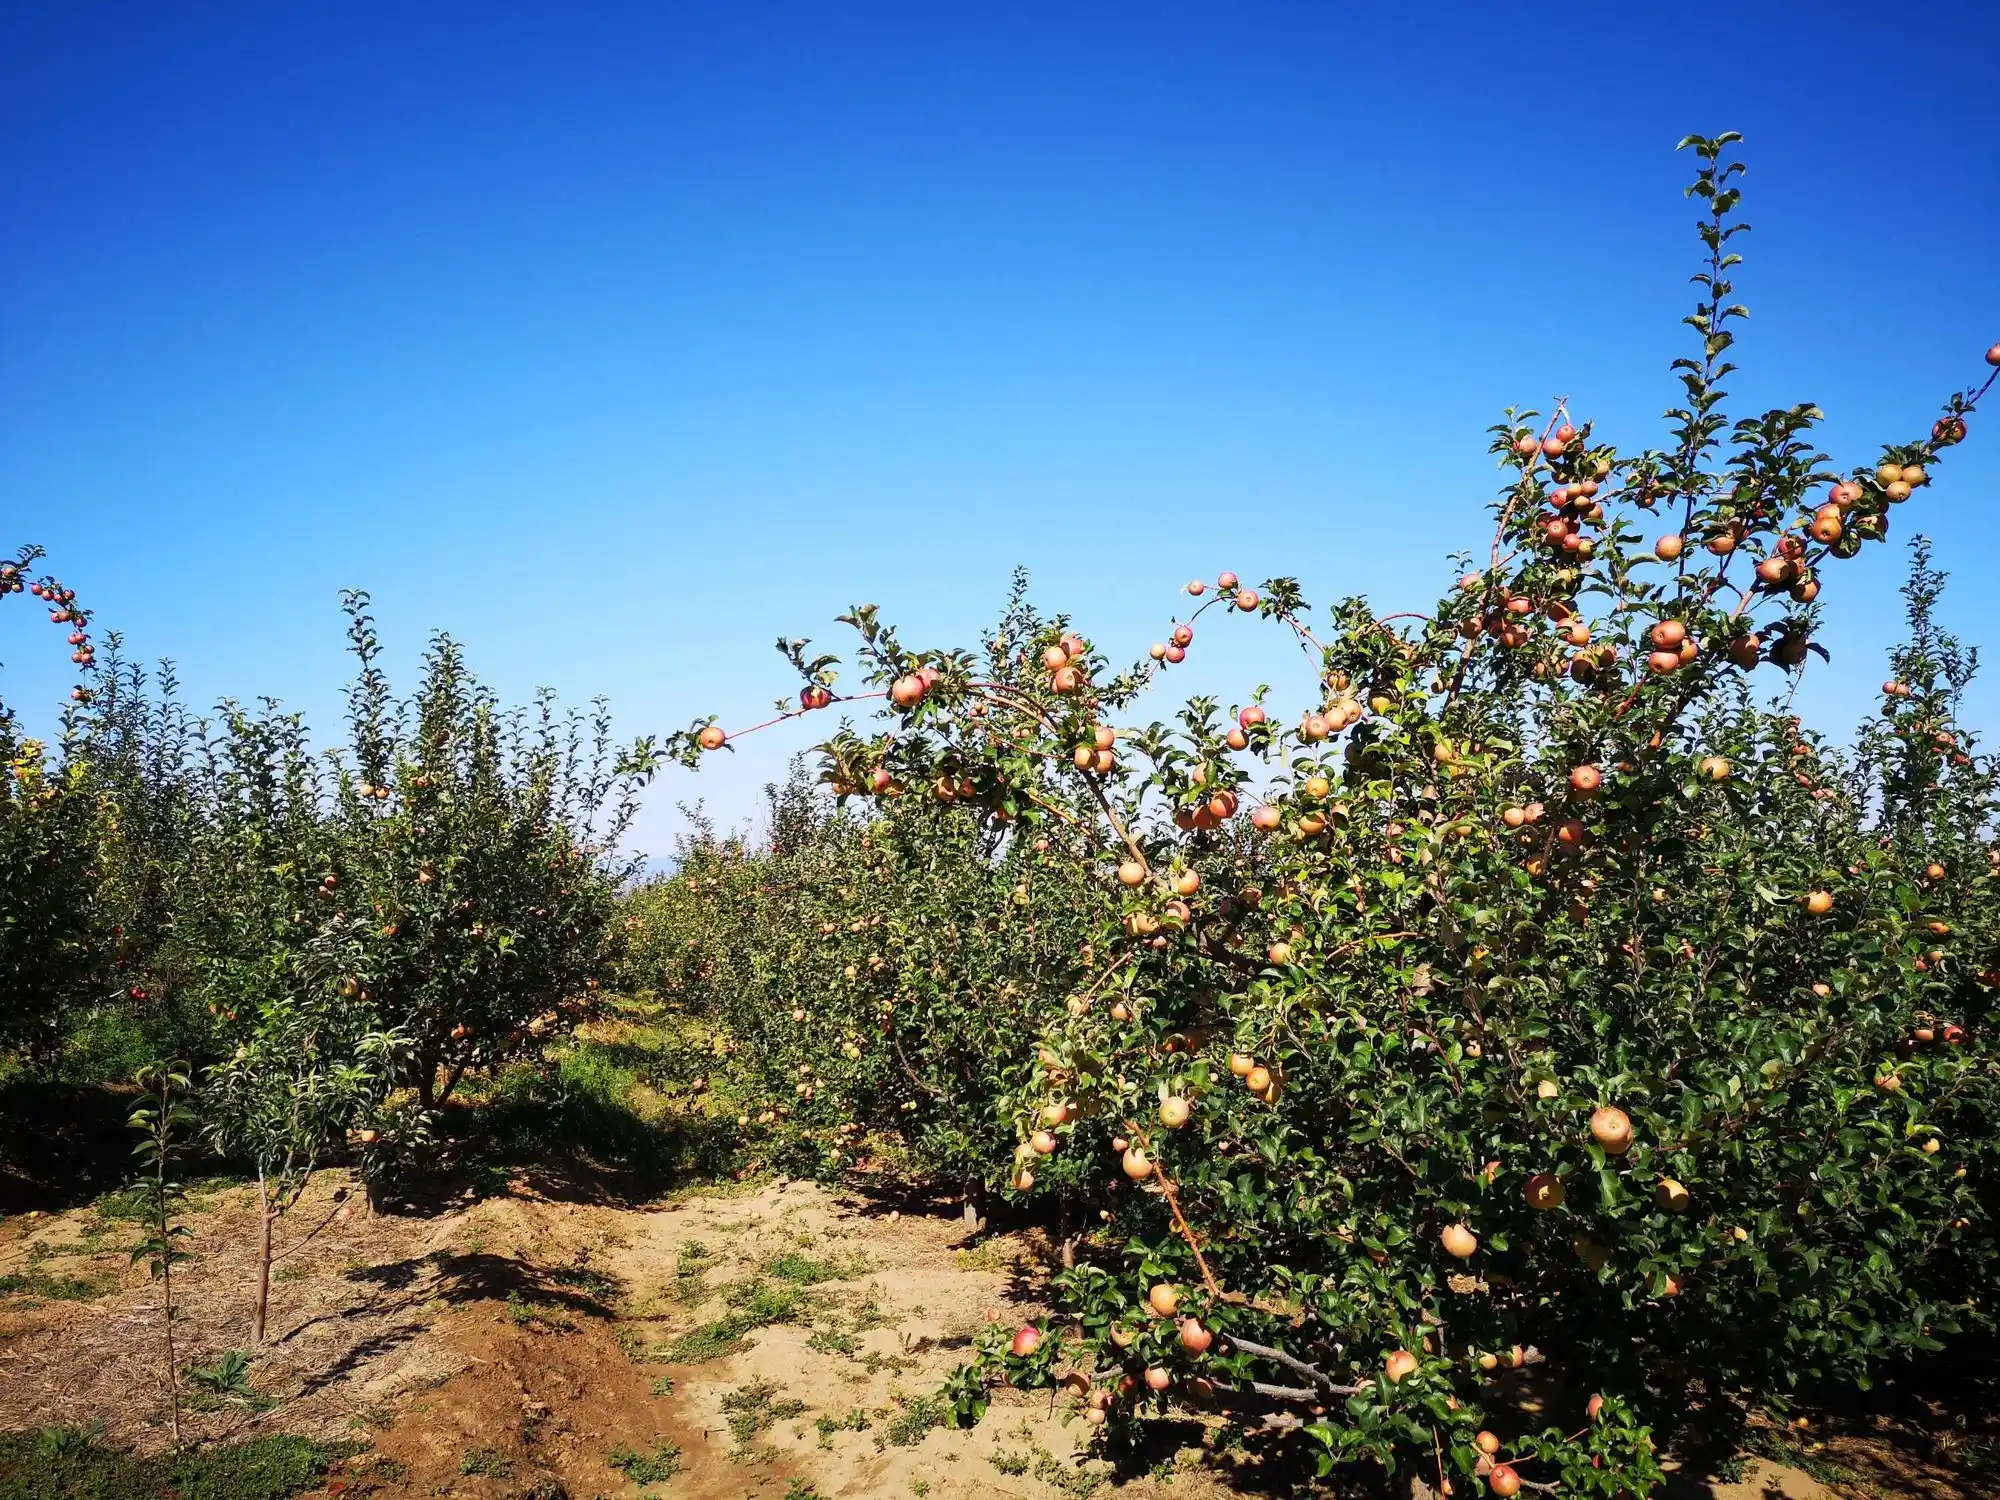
1745,1337,2000,1500
285,1321,430,1399
341,1248,625,1321
0,1078,141,1214
1102,1414,1404,1498
831,1178,971,1224
373,1080,745,1218
265,1250,626,1401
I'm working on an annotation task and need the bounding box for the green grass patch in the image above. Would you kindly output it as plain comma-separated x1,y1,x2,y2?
878,1394,948,1450
458,1446,514,1477
660,1269,816,1362
1745,1429,1870,1494
953,1242,1016,1273
547,1263,617,1301
763,1249,865,1285
1032,1447,1103,1500
87,1184,156,1224
464,1038,740,1198
616,1326,672,1364
815,1408,871,1448
720,1379,808,1447
505,1289,576,1331
671,1239,711,1301
658,1310,760,1364
0,1270,115,1303
0,1427,362,1500
724,1276,807,1321
186,1350,279,1413
606,1440,683,1483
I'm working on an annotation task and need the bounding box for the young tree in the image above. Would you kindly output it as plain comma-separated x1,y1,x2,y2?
324,594,646,1130
128,1062,196,1447
203,973,406,1344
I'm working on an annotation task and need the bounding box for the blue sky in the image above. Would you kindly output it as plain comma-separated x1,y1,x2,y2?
5,2,1998,860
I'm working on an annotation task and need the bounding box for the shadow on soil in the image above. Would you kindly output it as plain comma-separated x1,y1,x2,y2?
343,1249,623,1320
1761,1338,2000,1500
276,1248,628,1396
0,1078,139,1215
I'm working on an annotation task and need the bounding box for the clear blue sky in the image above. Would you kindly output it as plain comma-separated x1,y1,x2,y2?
5,2,1998,860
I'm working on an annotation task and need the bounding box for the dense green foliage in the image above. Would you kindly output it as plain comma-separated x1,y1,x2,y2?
622,731,1112,1208
650,136,2000,1496
2,585,646,1179
1,547,103,1065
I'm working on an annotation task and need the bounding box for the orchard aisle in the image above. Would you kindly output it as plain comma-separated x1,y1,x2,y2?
4,1173,1185,1498
352,1179,1138,1500
4,1167,1924,1498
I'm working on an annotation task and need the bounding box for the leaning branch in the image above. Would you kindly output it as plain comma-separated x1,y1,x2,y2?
1224,1334,1367,1396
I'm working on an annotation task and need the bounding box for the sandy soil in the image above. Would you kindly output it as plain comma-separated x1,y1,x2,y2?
1,1171,1986,1499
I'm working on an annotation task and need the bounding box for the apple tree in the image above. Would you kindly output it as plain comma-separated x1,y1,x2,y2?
662,135,2000,1496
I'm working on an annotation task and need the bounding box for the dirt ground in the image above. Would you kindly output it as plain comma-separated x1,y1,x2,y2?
0,1169,1988,1499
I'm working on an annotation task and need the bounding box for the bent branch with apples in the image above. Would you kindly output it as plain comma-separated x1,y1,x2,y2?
640,134,2000,1497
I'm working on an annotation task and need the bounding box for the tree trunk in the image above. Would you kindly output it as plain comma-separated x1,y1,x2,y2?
252,1170,273,1345
436,1057,469,1108
160,1234,181,1448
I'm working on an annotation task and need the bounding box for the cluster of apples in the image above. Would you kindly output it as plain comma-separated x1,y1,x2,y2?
1511,419,1585,463
1147,571,1259,668
1526,429,1611,562
1011,1097,1080,1190
1297,691,1367,743
1377,1344,1607,1494
1072,723,1117,775
1903,1015,1967,1052
1038,633,1092,695
1488,762,1604,875
1227,1048,1280,1103
1879,679,1977,775
1748,532,1820,600
1130,739,1249,833
1112,862,1199,944
1462,587,1575,652
891,663,944,707
6,571,97,701
1009,1302,1215,1428
31,581,95,665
